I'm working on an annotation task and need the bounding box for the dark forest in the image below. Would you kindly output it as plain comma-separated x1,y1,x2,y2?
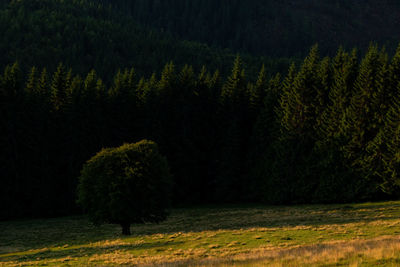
2,0,400,220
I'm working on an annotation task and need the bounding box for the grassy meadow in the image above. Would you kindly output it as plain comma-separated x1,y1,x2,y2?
2,201,400,266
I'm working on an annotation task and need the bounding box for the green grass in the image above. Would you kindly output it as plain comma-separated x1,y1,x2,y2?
2,201,400,266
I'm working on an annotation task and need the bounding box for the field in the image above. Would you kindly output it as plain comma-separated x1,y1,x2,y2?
2,201,400,266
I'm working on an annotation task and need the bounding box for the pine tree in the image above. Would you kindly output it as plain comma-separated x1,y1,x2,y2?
249,64,268,114
215,56,250,201
50,63,68,111
371,50,390,129
2,62,22,100
313,56,332,137
319,48,358,141
367,45,400,193
280,45,320,138
25,67,38,95
84,70,98,98
279,63,296,128
158,62,176,95
220,55,247,107
36,68,49,98
343,45,387,170
367,89,400,194
246,73,282,201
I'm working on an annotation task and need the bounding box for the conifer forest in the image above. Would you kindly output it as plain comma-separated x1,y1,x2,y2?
2,0,400,221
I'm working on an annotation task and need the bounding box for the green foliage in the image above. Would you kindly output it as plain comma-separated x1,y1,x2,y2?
319,48,358,140
342,45,388,178
0,0,289,83
281,45,321,138
77,140,172,234
8,0,400,222
4,42,400,220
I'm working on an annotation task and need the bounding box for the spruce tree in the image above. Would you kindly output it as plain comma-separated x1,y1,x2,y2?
313,56,332,137
220,56,247,107
367,46,400,193
280,45,320,138
216,56,250,201
319,48,358,141
50,63,68,111
343,45,387,174
249,64,268,114
25,67,38,95
247,73,282,201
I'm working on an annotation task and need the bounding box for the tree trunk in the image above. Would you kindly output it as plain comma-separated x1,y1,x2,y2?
121,223,131,235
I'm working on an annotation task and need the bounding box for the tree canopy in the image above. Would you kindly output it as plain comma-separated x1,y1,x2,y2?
77,140,172,235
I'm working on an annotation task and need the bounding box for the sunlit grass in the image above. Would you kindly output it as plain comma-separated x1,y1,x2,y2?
205,236,400,267
1,201,400,266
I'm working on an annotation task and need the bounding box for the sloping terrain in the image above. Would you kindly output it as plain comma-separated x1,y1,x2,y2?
2,201,400,266
0,0,289,81
94,0,400,57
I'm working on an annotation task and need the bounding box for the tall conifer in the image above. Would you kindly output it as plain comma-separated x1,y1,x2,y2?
50,63,68,111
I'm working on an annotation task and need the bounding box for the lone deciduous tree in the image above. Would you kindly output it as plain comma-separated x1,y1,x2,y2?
77,140,172,235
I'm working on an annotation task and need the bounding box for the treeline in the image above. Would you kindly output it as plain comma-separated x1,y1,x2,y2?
0,0,290,82
94,0,400,57
2,44,400,220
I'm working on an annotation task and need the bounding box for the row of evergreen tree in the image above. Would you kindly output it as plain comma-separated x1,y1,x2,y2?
2,44,400,220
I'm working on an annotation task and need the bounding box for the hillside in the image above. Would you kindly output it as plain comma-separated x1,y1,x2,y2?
95,0,400,57
2,201,400,266
2,0,398,80
0,0,290,82
1,0,399,80
3,1,400,266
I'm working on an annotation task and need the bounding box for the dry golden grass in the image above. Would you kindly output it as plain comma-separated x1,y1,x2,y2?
197,235,400,267
2,201,400,266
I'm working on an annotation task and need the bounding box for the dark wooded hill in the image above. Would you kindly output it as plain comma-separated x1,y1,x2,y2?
95,0,400,57
0,0,290,82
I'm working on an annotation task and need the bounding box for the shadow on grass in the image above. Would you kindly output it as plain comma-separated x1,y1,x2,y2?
1,201,400,259
0,240,184,263
133,202,400,234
